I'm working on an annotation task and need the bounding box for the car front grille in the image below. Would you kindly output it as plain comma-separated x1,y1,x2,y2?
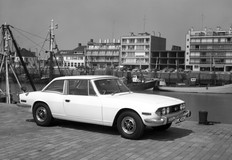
169,104,181,113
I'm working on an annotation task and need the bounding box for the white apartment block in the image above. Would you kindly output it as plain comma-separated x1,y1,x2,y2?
86,39,120,68
186,27,232,72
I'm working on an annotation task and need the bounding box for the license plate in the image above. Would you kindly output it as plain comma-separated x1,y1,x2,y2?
175,117,185,124
168,117,176,122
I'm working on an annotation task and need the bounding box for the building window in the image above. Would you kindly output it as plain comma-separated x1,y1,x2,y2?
194,65,199,69
190,52,200,57
129,39,135,43
146,38,150,43
136,45,144,50
137,38,144,43
122,39,127,43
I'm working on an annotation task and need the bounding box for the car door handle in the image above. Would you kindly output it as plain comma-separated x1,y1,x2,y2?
65,99,70,102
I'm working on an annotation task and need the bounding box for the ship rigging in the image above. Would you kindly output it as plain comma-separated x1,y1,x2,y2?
0,20,63,103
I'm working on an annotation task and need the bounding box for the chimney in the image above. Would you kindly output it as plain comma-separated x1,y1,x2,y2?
78,43,82,47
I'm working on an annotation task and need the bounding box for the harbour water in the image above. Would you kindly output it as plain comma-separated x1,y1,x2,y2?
142,90,232,124
1,82,232,124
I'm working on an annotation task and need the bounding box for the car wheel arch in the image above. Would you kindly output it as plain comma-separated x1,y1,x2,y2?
113,108,142,127
33,101,50,112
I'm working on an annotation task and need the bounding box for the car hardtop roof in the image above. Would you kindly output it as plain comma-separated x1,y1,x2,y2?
53,75,118,80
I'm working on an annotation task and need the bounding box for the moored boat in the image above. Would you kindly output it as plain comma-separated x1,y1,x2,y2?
127,79,157,91
155,79,232,94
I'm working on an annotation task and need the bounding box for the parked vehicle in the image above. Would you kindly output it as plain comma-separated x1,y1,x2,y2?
19,75,191,139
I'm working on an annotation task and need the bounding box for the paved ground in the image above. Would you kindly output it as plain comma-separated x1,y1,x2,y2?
0,103,232,160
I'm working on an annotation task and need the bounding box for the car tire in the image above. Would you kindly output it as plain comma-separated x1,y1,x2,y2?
152,123,172,131
33,102,53,126
117,111,144,140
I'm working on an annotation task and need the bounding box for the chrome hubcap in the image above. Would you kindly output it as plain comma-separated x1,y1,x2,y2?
121,116,136,134
36,107,47,122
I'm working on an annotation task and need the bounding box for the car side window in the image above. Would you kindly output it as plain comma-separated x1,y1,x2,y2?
44,80,64,93
68,79,88,96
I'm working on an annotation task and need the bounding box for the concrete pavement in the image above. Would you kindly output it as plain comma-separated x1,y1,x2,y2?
0,103,232,160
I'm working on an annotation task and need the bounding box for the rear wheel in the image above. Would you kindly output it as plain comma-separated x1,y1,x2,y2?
33,102,53,126
152,123,172,131
117,111,144,140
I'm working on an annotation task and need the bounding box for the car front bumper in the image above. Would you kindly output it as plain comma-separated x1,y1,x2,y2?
144,110,191,126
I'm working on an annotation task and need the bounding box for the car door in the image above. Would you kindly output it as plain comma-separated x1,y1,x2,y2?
63,79,103,124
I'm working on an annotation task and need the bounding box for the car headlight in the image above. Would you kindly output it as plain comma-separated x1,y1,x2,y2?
161,108,166,115
166,107,170,114
156,107,170,116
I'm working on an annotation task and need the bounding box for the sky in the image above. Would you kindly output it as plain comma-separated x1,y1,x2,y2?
1,0,232,53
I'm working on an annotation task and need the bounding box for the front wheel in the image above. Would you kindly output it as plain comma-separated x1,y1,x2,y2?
117,111,144,140
33,102,53,126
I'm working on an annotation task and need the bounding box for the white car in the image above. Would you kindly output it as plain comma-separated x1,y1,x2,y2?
19,75,191,139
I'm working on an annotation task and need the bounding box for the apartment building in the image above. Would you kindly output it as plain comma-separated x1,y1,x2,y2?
85,39,120,68
186,27,232,72
120,32,166,69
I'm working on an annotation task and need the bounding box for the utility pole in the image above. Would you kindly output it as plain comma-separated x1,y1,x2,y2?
2,24,11,103
155,57,158,70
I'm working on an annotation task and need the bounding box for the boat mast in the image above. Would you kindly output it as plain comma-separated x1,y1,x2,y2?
49,19,55,81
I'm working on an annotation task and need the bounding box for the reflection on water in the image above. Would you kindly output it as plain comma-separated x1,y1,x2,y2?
141,90,232,124
1,81,232,124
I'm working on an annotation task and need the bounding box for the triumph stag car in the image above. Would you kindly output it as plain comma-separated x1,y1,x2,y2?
19,75,191,139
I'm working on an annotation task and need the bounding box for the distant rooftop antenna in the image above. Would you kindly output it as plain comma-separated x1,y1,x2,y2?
152,31,155,36
143,15,146,32
130,32,134,36
201,14,204,30
111,19,115,40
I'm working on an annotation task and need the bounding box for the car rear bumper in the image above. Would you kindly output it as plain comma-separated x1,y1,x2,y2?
144,110,191,126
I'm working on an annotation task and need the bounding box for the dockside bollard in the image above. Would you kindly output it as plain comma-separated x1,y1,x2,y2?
199,111,208,124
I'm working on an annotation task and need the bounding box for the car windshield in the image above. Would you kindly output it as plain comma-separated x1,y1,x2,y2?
94,78,130,95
